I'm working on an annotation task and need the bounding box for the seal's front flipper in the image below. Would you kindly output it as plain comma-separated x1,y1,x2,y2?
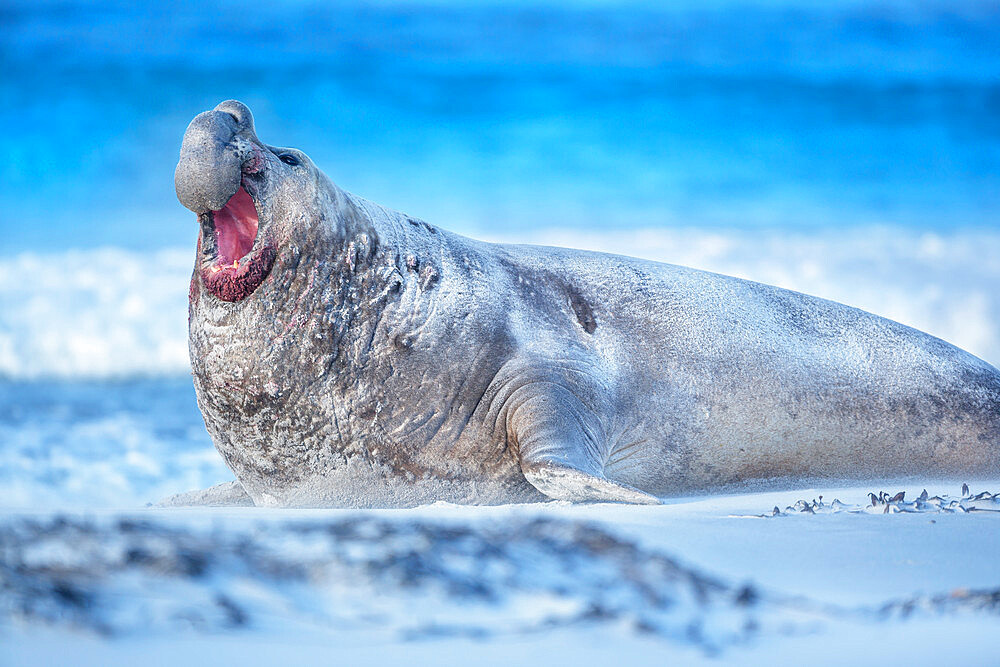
154,480,254,507
510,383,661,504
521,459,661,504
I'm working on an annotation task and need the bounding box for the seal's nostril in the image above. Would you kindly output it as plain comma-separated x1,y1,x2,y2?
214,100,256,136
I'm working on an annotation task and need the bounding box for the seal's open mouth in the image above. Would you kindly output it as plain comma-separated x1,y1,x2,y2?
212,186,258,269
199,183,276,302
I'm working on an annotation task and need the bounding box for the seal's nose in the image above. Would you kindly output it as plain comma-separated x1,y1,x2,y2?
214,99,256,136
175,100,261,214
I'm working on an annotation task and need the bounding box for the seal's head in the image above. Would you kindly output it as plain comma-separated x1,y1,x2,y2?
175,100,328,302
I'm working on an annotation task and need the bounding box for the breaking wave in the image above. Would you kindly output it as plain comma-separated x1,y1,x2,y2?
0,248,193,379
2,225,1000,379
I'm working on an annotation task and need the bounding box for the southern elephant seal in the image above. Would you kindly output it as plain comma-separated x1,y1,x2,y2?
175,100,1000,507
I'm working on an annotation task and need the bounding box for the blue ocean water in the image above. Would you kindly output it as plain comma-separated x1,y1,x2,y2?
2,0,1000,507
2,0,999,252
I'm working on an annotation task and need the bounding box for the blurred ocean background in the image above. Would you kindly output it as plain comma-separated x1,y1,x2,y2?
2,0,999,508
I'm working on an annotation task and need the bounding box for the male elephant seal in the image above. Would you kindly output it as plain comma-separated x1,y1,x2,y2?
175,100,1000,507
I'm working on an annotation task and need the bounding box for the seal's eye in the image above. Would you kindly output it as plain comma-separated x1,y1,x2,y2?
280,153,300,166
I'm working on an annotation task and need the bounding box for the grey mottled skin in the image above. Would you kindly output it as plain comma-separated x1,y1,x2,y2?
176,101,1000,507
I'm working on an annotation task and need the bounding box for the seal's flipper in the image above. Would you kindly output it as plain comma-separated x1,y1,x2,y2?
510,383,661,504
521,459,661,504
154,481,254,507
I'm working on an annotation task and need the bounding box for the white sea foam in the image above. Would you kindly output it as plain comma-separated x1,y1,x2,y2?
0,248,193,379
2,226,999,379
0,378,229,509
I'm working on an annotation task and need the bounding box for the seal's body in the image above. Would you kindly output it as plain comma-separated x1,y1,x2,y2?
177,101,1000,507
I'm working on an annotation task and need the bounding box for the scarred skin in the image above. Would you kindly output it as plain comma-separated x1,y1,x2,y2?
176,100,1000,508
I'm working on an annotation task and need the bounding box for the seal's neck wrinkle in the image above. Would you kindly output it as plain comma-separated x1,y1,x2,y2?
267,187,445,390
189,181,444,448
318,192,409,368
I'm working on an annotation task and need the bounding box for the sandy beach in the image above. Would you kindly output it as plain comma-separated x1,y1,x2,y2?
3,482,999,664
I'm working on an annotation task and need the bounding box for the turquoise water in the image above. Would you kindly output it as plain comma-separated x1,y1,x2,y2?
2,0,999,252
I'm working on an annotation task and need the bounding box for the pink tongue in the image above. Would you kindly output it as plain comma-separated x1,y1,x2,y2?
214,187,258,265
